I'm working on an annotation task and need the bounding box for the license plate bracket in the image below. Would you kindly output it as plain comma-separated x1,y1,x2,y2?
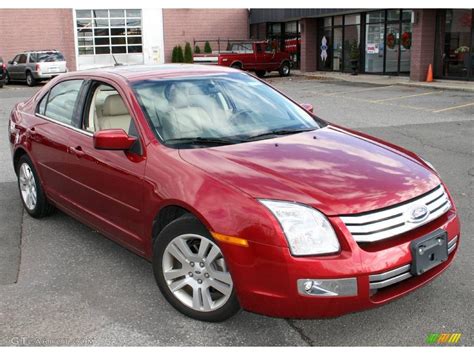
410,229,448,276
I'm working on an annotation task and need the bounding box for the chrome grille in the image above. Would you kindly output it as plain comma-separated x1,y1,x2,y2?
340,185,451,243
369,236,458,290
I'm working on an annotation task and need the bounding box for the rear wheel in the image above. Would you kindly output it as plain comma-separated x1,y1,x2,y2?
26,71,36,87
279,61,291,77
16,155,54,218
231,62,242,70
153,214,240,322
255,70,266,78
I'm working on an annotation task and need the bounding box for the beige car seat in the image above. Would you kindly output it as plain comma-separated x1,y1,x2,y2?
99,94,132,133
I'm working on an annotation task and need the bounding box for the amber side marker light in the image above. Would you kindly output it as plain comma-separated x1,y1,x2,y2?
211,232,249,247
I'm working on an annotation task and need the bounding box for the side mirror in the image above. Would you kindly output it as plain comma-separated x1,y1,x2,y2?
93,129,136,151
300,103,314,113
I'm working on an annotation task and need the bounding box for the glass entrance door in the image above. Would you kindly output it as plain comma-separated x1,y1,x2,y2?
385,23,400,73
333,27,343,71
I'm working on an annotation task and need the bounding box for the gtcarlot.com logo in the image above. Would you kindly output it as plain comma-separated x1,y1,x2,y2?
426,333,462,345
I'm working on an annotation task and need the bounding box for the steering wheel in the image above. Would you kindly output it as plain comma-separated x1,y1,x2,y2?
229,109,253,125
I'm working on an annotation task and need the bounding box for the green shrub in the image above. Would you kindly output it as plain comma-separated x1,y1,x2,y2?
176,45,184,63
171,46,178,63
204,41,212,53
194,45,201,54
184,42,193,63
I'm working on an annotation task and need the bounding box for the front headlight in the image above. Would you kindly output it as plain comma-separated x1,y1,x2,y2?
259,200,340,256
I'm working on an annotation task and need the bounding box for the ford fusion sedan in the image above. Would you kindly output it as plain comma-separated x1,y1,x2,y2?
9,65,460,322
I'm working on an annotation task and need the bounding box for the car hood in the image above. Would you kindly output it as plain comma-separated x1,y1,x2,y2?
179,125,440,216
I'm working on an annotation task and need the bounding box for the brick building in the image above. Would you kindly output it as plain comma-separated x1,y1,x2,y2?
0,8,249,71
162,9,249,63
0,9,77,71
250,9,474,81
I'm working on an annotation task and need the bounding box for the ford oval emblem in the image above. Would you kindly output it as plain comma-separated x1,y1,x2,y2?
406,205,430,223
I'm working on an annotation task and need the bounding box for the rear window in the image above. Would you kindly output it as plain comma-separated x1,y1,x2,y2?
29,52,65,63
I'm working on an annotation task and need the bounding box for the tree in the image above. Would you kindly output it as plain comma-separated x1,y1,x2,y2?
176,45,184,63
184,42,193,63
171,46,178,63
194,45,201,54
204,41,212,53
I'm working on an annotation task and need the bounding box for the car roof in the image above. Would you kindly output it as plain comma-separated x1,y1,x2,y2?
69,64,240,82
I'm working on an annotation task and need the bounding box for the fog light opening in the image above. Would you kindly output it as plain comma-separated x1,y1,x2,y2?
297,278,358,297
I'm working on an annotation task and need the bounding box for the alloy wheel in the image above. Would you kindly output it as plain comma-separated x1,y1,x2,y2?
162,233,233,312
19,162,37,210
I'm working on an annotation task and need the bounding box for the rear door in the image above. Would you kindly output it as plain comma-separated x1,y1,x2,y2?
33,79,87,204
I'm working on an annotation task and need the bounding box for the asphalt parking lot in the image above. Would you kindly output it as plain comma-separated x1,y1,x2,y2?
0,78,473,346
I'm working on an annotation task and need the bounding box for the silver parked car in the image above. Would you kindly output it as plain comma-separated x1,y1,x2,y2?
6,50,67,86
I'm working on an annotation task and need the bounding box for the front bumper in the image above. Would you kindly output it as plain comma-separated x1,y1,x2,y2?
221,209,460,318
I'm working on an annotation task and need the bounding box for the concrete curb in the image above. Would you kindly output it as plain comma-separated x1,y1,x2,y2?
291,71,474,92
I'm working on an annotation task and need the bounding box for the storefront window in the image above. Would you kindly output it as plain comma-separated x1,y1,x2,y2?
343,14,361,73
284,21,301,68
437,9,473,80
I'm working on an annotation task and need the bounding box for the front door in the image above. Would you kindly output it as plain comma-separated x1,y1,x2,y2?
68,80,146,252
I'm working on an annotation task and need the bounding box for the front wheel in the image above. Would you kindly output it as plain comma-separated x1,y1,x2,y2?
255,70,266,78
5,72,11,85
153,214,240,322
279,62,291,77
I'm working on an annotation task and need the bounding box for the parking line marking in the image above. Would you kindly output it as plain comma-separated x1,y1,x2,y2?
321,85,395,96
372,91,437,103
433,102,474,113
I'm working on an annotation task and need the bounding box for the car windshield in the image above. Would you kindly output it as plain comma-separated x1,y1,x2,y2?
133,72,323,148
30,52,65,62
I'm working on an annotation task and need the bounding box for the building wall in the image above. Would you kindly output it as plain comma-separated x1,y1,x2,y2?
0,9,76,71
162,9,249,62
410,9,437,81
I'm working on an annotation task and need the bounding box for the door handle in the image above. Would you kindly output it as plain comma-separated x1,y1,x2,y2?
68,146,85,158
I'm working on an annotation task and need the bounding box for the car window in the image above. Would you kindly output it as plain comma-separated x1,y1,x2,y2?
18,54,27,64
37,93,49,115
43,80,84,125
12,55,21,63
84,83,137,137
30,52,65,63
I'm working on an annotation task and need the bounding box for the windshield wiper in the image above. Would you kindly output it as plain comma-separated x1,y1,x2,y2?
164,136,241,147
244,128,315,141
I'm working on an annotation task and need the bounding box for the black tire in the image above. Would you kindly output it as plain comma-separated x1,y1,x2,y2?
255,70,266,78
26,71,36,87
279,61,291,77
153,214,241,322
231,62,242,70
5,72,10,85
0,81,3,89
16,155,54,218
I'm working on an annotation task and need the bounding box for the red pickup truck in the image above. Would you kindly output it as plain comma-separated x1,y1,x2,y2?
193,41,291,78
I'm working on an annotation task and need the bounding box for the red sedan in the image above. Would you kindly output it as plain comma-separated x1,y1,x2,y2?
8,65,460,322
